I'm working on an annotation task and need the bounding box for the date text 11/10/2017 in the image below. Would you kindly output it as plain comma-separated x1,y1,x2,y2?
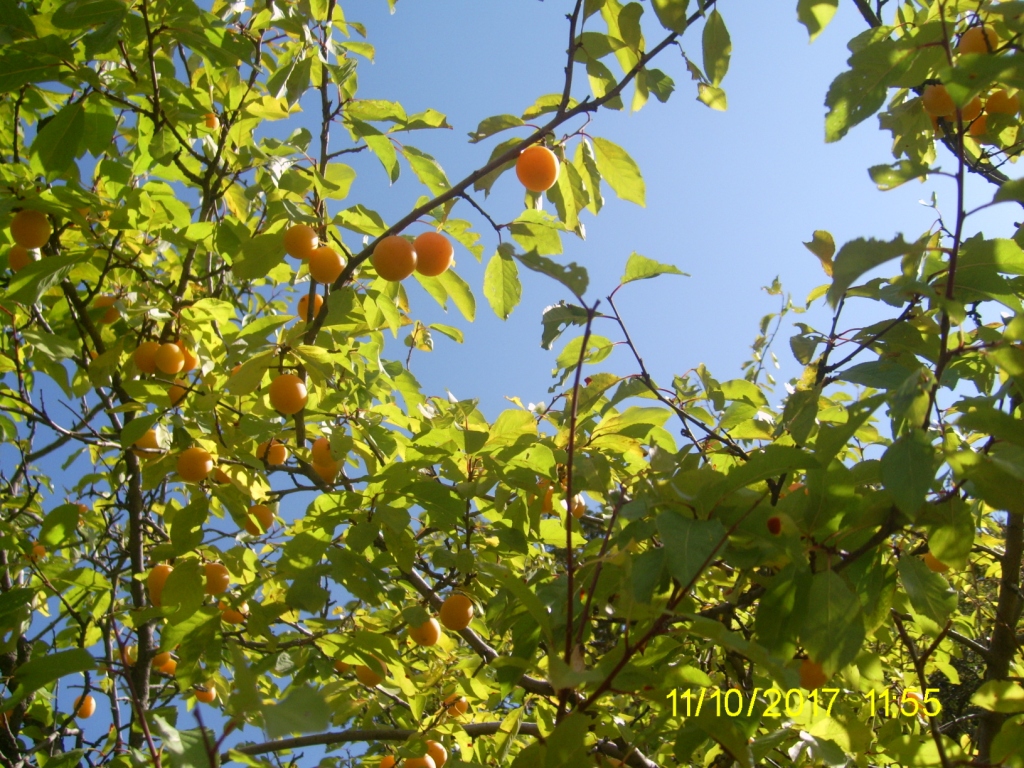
664,687,943,719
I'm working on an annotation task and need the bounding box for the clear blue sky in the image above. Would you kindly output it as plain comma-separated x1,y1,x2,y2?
323,1,1012,417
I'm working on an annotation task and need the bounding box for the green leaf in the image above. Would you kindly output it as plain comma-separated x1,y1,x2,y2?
803,230,835,276
994,176,1024,204
544,712,590,768
541,301,590,350
824,33,938,143
51,0,124,29
436,268,476,322
20,329,78,361
516,251,589,299
31,99,86,173
152,717,218,768
5,253,83,305
483,244,522,320
972,681,1024,713
511,210,564,256
702,10,731,87
800,570,865,674
401,145,449,196
697,83,728,111
880,431,936,516
826,234,918,307
232,233,285,280
262,684,331,738
473,137,519,196
161,558,206,624
468,114,525,143
574,139,604,215
592,137,645,206
317,163,356,200
651,0,689,33
655,511,726,588
39,504,80,547
620,252,687,284
897,555,957,624
797,0,838,42
8,649,95,703
869,160,932,190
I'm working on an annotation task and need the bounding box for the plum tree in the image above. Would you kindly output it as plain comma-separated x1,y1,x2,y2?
2,3,1023,768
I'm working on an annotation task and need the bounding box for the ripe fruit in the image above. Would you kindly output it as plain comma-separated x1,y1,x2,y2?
158,657,177,675
147,564,173,607
176,341,198,372
313,460,339,484
311,436,333,465
256,439,289,466
408,617,442,646
986,89,1020,115
516,145,560,192
283,223,318,260
443,693,469,717
767,516,783,535
8,244,33,273
154,342,185,375
333,659,351,674
961,95,983,122
74,694,96,719
922,84,955,118
244,504,275,535
380,758,396,768
958,25,999,56
413,232,453,277
214,467,231,484
219,601,249,624
120,645,138,666
133,428,161,459
153,651,172,668
204,562,231,595
799,658,828,690
355,657,387,687
204,112,219,129
372,235,416,282
168,379,189,406
308,246,344,284
297,292,323,320
426,741,448,768
923,551,950,573
268,374,307,415
970,113,989,137
28,542,46,562
539,480,555,514
94,295,120,324
567,493,586,519
194,686,216,704
10,209,51,249
177,447,214,483
134,341,160,374
439,594,474,631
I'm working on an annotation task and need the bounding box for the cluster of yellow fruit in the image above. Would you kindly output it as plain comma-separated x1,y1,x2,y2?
282,223,456,290
378,739,449,768
146,561,232,607
537,479,586,519
921,24,1018,139
5,208,50,272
